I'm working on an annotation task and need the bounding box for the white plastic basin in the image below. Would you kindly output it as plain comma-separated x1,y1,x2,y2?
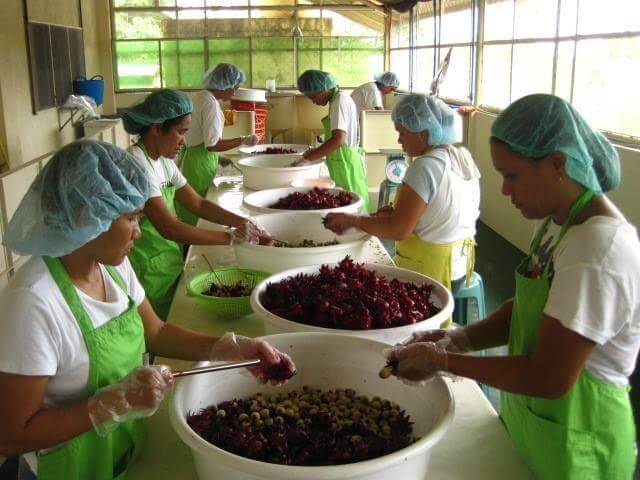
238,155,322,190
243,187,363,215
238,144,310,155
251,263,453,345
170,332,455,480
234,212,370,273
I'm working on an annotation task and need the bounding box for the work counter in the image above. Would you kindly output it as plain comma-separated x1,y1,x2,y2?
127,179,533,480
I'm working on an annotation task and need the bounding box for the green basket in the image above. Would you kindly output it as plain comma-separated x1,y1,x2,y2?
186,267,270,319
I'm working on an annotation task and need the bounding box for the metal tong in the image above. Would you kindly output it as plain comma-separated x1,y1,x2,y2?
172,359,261,378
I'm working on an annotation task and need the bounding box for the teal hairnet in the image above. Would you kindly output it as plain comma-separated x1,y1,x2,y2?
491,94,620,194
3,140,150,257
297,70,337,94
203,63,246,90
391,94,461,145
375,72,400,88
122,89,193,134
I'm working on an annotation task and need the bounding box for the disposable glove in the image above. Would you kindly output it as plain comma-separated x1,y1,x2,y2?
88,365,174,437
323,212,357,235
384,341,447,385
209,332,296,385
229,220,265,245
241,134,260,147
401,327,473,353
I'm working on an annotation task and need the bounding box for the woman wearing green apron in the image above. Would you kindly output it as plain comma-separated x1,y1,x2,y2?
177,63,260,225
0,140,295,480
385,94,639,479
324,94,481,322
122,89,266,320
295,70,370,212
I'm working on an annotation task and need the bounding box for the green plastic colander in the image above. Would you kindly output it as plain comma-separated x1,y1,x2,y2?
186,267,270,319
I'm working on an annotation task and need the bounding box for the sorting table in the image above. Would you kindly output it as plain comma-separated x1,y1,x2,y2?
127,180,533,480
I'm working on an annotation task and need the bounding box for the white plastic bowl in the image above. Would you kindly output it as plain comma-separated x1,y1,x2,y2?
170,332,454,480
243,187,363,215
234,212,370,273
251,263,453,345
238,155,323,190
290,177,336,189
238,144,310,155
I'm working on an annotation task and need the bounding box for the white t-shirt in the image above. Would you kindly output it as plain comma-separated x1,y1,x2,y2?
0,257,145,471
186,90,225,149
403,146,481,280
526,216,640,387
329,91,360,148
0,256,145,404
351,82,383,116
128,144,187,198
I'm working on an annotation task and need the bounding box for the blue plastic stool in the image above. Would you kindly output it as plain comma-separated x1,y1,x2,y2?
452,272,486,327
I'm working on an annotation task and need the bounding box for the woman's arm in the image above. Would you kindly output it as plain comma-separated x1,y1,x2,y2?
0,373,93,456
448,315,596,398
206,138,242,152
325,184,426,240
139,299,218,360
174,185,246,229
463,299,514,350
143,196,231,245
302,130,345,162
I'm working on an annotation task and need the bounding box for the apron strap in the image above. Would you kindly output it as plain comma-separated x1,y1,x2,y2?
541,189,595,277
42,257,96,340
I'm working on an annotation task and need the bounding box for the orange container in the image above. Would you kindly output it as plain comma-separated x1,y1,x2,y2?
231,100,269,144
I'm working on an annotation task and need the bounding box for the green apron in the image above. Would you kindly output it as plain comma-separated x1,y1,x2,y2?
322,94,370,212
38,257,146,480
128,144,184,320
175,143,219,226
500,190,636,479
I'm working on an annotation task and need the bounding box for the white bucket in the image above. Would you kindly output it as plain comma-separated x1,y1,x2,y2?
170,332,455,480
238,155,322,190
234,212,370,273
251,263,453,345
243,187,363,215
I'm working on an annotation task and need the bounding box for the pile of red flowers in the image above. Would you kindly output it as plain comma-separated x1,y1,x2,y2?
187,387,414,466
254,147,297,154
270,188,353,210
203,281,253,297
261,257,440,330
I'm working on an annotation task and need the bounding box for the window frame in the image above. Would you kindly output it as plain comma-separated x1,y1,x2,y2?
389,0,640,145
109,1,386,92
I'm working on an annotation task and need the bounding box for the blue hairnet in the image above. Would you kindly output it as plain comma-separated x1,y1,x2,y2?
391,94,461,145
3,140,150,257
374,72,400,88
491,94,620,194
297,70,337,94
202,63,246,90
122,89,193,134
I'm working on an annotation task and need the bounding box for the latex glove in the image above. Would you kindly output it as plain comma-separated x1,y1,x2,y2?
209,332,297,385
323,212,357,235
241,134,260,147
401,327,473,353
230,220,263,245
384,342,447,385
88,365,174,437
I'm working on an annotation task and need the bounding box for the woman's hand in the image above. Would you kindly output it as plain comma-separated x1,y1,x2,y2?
402,327,473,353
323,213,356,234
88,365,174,436
209,332,297,385
384,342,448,384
